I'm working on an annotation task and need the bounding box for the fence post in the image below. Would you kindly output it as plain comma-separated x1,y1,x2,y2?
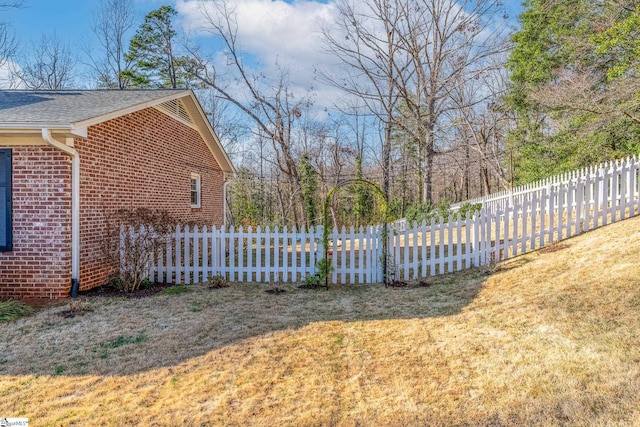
119,224,125,280
315,225,323,278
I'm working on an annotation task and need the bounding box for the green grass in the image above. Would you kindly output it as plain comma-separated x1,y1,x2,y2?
160,285,191,295
99,333,148,350
0,300,34,322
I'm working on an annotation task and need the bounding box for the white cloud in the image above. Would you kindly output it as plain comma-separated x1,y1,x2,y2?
176,0,509,117
178,0,335,60
0,60,22,89
177,0,341,111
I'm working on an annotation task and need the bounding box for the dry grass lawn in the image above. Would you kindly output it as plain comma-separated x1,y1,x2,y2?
2,215,640,426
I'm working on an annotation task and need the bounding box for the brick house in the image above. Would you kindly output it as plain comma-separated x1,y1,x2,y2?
0,90,235,299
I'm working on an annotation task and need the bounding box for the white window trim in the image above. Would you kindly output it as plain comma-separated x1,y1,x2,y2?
191,173,201,208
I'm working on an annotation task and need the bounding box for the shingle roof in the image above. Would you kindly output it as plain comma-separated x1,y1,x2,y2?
0,89,187,125
0,89,235,174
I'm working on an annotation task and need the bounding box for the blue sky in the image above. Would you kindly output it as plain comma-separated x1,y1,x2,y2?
5,0,524,53
1,0,524,93
4,0,163,46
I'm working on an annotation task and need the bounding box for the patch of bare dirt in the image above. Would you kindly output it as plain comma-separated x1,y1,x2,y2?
298,283,328,290
386,280,409,288
386,280,435,288
79,282,175,299
57,307,94,318
416,280,434,288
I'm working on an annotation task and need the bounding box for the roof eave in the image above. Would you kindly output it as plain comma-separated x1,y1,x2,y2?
0,90,236,175
71,90,192,130
182,92,236,175
0,124,86,137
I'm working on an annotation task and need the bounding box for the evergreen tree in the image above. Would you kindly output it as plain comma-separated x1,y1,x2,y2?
506,0,640,184
124,5,192,88
299,154,319,228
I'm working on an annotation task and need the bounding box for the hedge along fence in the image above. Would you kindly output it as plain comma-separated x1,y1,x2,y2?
126,157,639,285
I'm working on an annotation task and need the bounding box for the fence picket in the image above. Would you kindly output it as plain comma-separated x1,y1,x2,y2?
176,225,183,284
192,225,200,283
613,163,619,218
340,226,348,284
519,195,527,255
633,158,640,215
603,171,610,226
282,226,289,283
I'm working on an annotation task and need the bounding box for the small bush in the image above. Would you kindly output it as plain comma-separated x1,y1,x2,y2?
303,258,333,288
405,200,452,225
0,300,34,322
455,202,482,220
103,208,177,293
303,273,322,287
404,200,480,225
206,274,229,289
405,202,435,225
436,199,452,220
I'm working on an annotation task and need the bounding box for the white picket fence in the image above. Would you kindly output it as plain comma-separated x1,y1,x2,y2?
392,156,640,279
451,155,640,212
144,224,384,285
132,155,640,285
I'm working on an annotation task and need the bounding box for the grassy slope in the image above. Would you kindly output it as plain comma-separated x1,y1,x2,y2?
1,215,640,426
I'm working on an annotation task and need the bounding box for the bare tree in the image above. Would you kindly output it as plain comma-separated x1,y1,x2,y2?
322,0,406,202
393,0,509,203
195,88,247,161
0,1,23,69
447,55,511,198
88,0,137,89
16,33,77,89
324,0,509,204
187,0,314,226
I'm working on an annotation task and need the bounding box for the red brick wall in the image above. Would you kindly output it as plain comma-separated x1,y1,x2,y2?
0,147,72,299
0,107,225,298
76,107,225,291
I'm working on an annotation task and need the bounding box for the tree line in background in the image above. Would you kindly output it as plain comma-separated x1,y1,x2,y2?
508,0,640,184
1,0,639,228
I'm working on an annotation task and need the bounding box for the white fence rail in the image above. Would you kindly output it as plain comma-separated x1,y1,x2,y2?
128,156,640,285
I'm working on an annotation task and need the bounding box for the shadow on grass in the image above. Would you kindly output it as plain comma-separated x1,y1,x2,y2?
0,266,491,377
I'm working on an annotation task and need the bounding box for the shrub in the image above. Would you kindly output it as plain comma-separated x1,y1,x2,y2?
304,257,333,288
405,199,453,225
405,202,434,225
455,202,483,220
104,208,177,293
206,274,229,289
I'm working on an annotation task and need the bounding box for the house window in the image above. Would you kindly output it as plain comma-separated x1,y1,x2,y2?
191,173,201,208
0,149,12,252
